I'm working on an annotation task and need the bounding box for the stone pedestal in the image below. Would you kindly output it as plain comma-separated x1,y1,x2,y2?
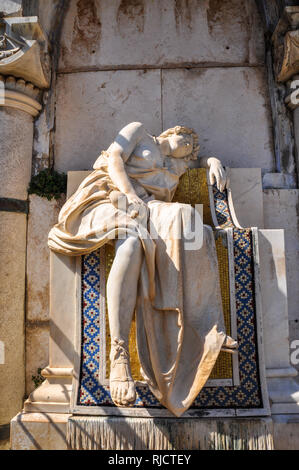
24,251,77,414
11,413,275,450
15,169,299,450
11,412,70,450
259,230,299,414
10,412,299,450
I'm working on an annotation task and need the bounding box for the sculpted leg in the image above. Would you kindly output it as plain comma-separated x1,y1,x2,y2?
107,235,143,406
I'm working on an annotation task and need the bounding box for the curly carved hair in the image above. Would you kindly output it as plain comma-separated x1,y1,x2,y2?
158,126,200,161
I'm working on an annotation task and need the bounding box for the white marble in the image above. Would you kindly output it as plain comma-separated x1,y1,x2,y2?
227,168,264,228
258,229,299,414
263,189,299,375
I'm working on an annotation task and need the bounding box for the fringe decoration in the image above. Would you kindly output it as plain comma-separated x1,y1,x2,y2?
67,416,274,450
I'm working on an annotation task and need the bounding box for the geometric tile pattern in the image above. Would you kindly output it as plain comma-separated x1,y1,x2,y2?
213,185,234,228
77,183,263,409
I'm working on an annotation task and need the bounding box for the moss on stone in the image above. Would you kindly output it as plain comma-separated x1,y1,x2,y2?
28,169,67,201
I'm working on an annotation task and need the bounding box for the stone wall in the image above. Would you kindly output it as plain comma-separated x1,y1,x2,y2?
54,0,275,174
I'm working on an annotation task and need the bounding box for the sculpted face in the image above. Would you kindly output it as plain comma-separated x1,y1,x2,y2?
167,133,193,158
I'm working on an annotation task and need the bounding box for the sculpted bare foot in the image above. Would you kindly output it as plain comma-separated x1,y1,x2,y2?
109,338,136,407
221,335,238,354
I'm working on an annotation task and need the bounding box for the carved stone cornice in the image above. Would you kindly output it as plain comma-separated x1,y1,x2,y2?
0,74,42,116
0,16,50,89
272,7,299,83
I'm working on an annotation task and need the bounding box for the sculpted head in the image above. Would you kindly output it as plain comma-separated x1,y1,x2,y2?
157,126,200,160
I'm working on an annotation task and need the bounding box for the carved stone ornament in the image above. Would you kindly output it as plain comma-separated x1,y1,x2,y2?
0,74,41,116
272,7,299,83
0,16,50,89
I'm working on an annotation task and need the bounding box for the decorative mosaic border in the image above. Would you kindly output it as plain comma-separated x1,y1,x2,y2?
75,183,268,413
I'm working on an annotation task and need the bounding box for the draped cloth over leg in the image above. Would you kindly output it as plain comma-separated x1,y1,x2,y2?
136,201,226,417
48,160,226,417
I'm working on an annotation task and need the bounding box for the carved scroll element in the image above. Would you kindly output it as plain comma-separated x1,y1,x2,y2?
0,33,24,60
0,17,50,89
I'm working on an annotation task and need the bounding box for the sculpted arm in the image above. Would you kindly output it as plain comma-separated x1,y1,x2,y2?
108,143,144,206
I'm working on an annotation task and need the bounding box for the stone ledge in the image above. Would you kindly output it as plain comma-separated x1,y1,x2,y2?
11,412,70,450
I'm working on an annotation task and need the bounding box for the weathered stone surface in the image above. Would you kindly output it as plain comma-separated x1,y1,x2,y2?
25,324,49,396
162,67,275,172
0,17,50,89
227,168,264,228
0,212,26,426
293,106,299,188
58,0,265,71
0,107,33,199
11,413,275,450
27,195,65,322
259,229,290,371
54,66,275,173
0,438,10,450
9,411,299,450
263,189,299,373
54,70,162,172
273,415,299,450
11,412,69,450
0,0,22,16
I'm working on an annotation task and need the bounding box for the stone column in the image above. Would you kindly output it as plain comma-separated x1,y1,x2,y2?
0,15,49,444
0,75,41,436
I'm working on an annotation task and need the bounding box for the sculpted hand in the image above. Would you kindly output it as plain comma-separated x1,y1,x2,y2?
126,193,148,219
208,157,227,193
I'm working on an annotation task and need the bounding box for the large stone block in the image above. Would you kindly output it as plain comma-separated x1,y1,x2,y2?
0,212,26,425
0,108,33,199
162,67,275,173
54,70,162,172
0,0,22,16
27,195,64,322
58,0,264,71
10,412,69,450
273,416,299,450
263,189,299,373
25,324,49,396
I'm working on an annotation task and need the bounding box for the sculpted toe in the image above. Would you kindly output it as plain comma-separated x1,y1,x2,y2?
126,383,136,403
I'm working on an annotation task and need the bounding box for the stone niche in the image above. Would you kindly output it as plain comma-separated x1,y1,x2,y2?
5,0,299,451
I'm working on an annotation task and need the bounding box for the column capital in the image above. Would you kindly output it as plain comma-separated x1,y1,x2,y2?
0,16,50,90
0,73,41,116
272,7,299,83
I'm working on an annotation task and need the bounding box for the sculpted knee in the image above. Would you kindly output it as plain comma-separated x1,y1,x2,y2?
127,236,142,256
119,236,142,260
